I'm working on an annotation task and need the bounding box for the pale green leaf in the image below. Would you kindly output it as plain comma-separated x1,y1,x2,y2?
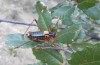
5,34,38,48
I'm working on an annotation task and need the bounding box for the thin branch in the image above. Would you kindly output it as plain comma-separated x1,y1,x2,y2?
0,18,67,30
34,46,73,53
85,32,100,41
83,38,92,42
0,18,37,26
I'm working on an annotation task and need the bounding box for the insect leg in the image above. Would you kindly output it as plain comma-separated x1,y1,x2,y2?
14,40,33,49
33,19,43,31
24,19,37,35
48,25,51,31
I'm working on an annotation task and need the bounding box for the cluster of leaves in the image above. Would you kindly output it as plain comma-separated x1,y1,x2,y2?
6,0,100,65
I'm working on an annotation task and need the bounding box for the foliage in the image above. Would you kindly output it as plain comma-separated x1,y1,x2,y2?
68,43,100,65
5,0,100,65
33,49,63,65
36,1,52,31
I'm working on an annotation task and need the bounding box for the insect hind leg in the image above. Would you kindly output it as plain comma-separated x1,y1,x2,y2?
24,19,37,35
14,40,32,49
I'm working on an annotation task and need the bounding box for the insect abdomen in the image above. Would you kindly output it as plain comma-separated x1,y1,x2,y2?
28,31,45,40
28,31,55,42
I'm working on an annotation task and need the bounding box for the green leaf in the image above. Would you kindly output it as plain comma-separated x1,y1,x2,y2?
5,34,38,48
77,0,98,10
32,49,63,65
57,24,80,44
77,0,100,20
51,6,71,18
51,6,74,17
51,5,75,26
71,43,94,52
68,43,100,65
37,16,48,31
84,3,100,20
62,7,75,26
36,1,52,31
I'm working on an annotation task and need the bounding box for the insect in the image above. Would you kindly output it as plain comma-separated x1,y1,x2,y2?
14,19,58,49
27,31,56,43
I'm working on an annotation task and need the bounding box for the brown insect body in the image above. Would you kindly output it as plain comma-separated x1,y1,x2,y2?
27,31,56,43
14,19,58,49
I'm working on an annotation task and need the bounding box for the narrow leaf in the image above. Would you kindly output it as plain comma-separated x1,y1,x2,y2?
37,16,48,31
36,1,52,31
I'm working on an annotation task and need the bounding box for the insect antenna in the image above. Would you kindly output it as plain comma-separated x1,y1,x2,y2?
14,40,33,49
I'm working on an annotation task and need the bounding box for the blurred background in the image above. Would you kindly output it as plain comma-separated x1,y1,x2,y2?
0,0,62,65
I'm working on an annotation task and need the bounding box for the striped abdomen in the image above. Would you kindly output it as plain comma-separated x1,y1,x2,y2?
27,31,56,42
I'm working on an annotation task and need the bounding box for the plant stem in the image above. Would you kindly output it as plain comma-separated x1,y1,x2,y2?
0,18,37,26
